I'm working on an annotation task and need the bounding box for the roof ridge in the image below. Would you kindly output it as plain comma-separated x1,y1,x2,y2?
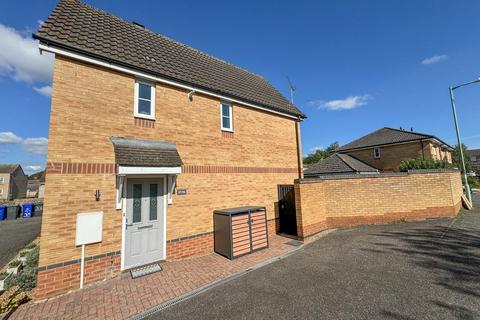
335,153,356,171
383,127,432,138
74,0,267,82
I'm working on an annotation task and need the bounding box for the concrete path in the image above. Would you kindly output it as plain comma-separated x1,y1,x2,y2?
150,194,480,320
0,216,41,268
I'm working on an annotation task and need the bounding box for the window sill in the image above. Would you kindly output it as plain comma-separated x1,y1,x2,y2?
134,114,156,121
221,129,234,133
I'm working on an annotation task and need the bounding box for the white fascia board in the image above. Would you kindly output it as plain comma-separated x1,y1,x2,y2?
118,166,182,175
39,44,299,121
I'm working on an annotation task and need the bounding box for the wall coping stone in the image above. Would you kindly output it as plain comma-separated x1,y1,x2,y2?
297,169,459,184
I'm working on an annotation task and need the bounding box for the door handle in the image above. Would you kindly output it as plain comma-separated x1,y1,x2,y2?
138,224,153,230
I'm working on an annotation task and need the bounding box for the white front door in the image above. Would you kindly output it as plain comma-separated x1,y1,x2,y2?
124,178,165,269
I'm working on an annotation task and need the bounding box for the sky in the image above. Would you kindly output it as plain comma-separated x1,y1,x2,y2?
0,0,479,174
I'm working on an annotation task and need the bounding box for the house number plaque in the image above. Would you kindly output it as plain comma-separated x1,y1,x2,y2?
177,189,188,195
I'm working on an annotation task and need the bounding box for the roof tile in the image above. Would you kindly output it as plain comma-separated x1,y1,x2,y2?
34,0,305,118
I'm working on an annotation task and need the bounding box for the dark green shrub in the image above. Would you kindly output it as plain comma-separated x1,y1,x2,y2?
398,158,453,172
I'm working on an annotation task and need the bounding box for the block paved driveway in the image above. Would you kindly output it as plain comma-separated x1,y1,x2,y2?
0,216,41,268
150,194,480,320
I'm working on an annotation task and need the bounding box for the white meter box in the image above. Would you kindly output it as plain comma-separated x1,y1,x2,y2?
75,211,103,246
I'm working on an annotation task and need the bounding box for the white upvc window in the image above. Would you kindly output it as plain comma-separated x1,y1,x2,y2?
0,188,3,195
220,102,233,132
373,147,381,158
0,177,3,184
472,156,477,162
134,80,155,120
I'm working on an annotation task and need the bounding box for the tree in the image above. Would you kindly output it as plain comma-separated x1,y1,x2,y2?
452,143,472,173
303,142,339,165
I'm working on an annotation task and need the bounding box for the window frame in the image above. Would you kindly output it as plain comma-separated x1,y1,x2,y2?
220,102,233,132
134,79,156,120
373,147,381,159
0,177,3,184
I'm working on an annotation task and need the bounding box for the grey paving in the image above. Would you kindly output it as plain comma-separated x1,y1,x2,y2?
149,193,480,320
0,217,41,268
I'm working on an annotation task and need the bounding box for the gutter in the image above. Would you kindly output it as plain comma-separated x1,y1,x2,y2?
35,36,306,121
338,137,448,153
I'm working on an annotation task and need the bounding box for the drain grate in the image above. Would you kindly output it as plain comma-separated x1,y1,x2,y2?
131,263,162,279
285,240,303,247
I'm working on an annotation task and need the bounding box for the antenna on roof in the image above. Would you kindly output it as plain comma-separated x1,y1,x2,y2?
411,127,413,132
132,21,145,29
286,76,296,104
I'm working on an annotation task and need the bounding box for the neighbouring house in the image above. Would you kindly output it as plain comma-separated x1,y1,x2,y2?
337,127,453,172
467,149,480,175
26,171,46,198
0,164,28,201
304,153,378,177
34,0,305,298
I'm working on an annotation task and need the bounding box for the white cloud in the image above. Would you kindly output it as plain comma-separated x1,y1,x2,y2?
22,137,48,155
0,24,53,83
308,94,371,111
26,165,42,172
0,132,22,144
33,85,52,97
421,54,448,65
309,146,323,153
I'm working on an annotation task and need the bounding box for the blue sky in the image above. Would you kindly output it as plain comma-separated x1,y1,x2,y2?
1,0,479,174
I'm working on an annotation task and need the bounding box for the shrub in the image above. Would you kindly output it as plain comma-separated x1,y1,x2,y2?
7,260,21,268
5,267,37,291
4,244,40,292
25,246,39,268
0,286,30,314
398,158,453,172
0,272,8,281
24,242,37,250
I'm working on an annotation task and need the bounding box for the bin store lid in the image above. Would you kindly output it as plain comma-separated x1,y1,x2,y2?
214,206,266,216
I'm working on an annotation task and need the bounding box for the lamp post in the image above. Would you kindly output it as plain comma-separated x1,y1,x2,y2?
448,78,479,204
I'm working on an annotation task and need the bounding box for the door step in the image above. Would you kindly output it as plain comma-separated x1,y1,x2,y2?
130,263,162,279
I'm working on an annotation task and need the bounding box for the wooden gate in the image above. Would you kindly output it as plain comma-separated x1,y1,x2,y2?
278,184,297,236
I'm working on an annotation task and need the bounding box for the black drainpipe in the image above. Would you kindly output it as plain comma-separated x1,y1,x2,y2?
420,140,425,160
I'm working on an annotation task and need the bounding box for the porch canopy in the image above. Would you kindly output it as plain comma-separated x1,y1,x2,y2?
111,137,182,207
111,136,183,175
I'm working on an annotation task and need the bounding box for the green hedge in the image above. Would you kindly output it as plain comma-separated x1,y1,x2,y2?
397,158,453,172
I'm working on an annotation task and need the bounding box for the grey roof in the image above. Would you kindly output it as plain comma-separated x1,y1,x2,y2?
34,0,304,119
111,137,183,167
0,164,20,174
338,127,452,151
467,149,480,157
304,154,378,176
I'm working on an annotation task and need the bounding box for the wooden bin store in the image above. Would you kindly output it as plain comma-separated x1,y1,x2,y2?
213,206,269,259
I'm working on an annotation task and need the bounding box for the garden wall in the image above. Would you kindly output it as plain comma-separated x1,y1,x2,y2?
295,170,463,239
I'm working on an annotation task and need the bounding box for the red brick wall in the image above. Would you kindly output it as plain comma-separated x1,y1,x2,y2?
36,254,121,299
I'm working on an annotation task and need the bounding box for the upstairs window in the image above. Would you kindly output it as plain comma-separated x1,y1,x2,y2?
221,102,233,131
134,80,155,120
0,177,3,184
373,147,381,158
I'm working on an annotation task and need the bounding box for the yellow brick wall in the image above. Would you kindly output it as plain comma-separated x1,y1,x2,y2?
40,56,300,266
0,173,10,200
295,171,462,236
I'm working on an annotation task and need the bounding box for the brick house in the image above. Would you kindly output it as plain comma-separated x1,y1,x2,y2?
337,127,453,172
467,149,480,175
0,164,28,200
34,0,305,298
